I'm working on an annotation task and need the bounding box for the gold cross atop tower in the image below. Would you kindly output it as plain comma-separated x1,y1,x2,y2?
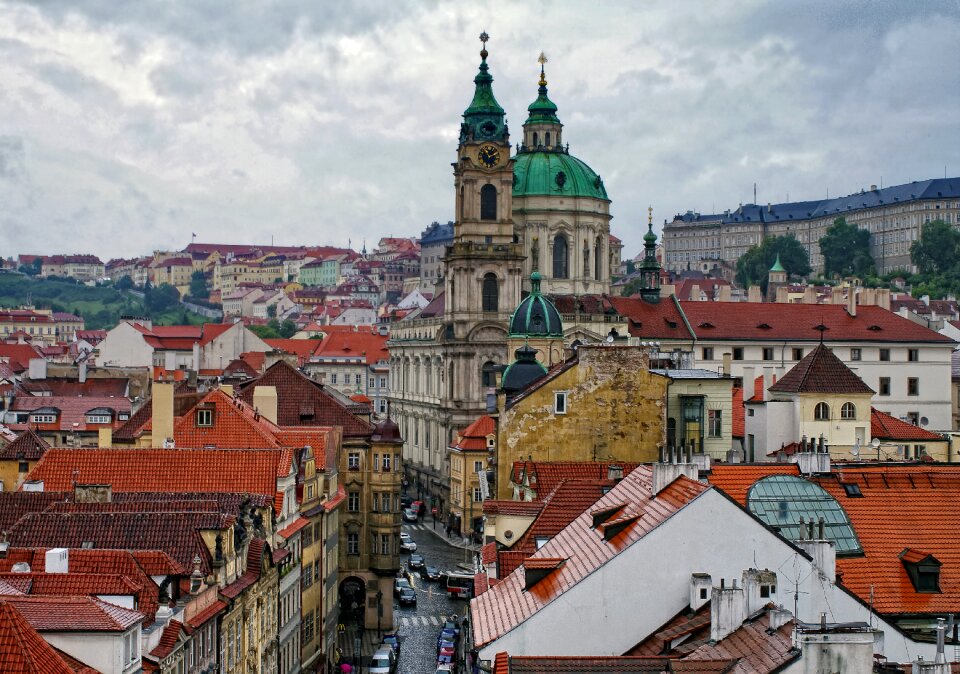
648,205,653,224
538,51,548,87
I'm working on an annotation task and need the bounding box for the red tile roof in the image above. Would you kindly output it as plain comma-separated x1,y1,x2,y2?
221,539,266,599
604,295,696,341
25,447,292,498
471,466,708,648
0,602,84,674
510,461,643,501
870,408,944,441
769,344,873,394
731,387,744,438
150,619,184,658
0,494,69,533
452,415,496,450
708,463,960,615
8,396,132,432
0,345,43,372
184,599,227,629
680,302,954,343
0,429,50,461
3,596,143,632
262,338,321,366
312,329,388,366
277,516,310,540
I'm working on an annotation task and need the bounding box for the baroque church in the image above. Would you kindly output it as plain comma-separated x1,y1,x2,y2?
388,35,645,521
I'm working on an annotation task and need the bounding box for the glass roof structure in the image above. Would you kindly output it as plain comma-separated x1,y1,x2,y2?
747,475,863,555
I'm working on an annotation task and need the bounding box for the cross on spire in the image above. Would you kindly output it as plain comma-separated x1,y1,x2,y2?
538,51,548,87
648,205,653,225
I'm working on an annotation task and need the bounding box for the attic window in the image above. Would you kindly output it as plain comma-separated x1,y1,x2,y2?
523,558,565,591
756,323,772,330
841,483,863,498
698,322,714,329
196,408,214,427
900,549,941,593
81,541,95,549
599,513,640,541
590,502,626,528
664,318,678,328
867,325,883,331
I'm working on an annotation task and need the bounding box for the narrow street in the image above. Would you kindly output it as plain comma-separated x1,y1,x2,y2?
392,519,476,674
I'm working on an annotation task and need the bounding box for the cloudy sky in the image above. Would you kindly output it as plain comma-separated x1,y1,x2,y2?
1,1,958,260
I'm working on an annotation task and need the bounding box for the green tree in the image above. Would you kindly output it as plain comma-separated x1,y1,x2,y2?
624,260,636,275
144,283,181,314
266,304,277,319
819,217,874,278
115,276,134,291
735,235,811,290
911,220,960,276
278,319,297,338
188,270,209,299
249,323,280,339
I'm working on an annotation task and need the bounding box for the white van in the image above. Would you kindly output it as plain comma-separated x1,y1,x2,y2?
369,646,396,674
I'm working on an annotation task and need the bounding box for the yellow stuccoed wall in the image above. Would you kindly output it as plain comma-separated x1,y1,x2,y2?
496,346,667,499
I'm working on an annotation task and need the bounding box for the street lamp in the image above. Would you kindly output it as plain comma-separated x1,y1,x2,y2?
376,589,383,638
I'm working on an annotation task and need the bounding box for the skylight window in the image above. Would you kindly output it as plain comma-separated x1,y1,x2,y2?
747,475,862,555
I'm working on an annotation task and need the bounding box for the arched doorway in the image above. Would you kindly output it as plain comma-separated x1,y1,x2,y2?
339,576,366,626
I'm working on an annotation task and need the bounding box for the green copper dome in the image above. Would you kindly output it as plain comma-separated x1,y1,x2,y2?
770,254,786,272
461,34,507,144
509,272,563,337
513,152,608,200
501,344,548,394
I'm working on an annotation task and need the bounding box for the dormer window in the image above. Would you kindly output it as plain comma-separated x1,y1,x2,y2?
900,549,941,593
196,408,214,427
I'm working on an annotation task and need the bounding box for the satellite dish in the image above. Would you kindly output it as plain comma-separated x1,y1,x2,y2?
920,416,929,427
871,438,880,448
851,439,859,457
606,335,615,344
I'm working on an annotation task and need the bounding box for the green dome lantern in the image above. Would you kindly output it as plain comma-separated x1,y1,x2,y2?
461,32,507,144
509,272,564,338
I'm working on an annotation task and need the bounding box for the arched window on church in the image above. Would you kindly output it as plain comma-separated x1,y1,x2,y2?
482,360,498,388
480,184,497,221
482,273,498,312
533,132,539,147
553,234,569,279
459,186,465,220
595,236,603,281
545,132,551,147
583,242,590,279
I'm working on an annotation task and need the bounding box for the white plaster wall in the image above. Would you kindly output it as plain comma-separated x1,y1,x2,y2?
477,488,934,665
44,631,135,674
97,323,153,368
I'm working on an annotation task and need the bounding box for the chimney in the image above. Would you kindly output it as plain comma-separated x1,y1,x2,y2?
831,287,843,305
710,583,745,642
690,573,712,611
742,568,777,615
152,382,175,448
652,461,699,496
690,284,701,301
796,623,878,673
253,386,278,425
762,367,774,402
718,285,731,302
220,384,234,397
28,358,47,381
742,366,756,397
796,521,836,583
803,286,817,304
74,483,112,503
767,606,793,631
847,289,857,317
45,548,69,574
721,352,731,377
606,464,624,482
98,426,112,448
78,360,87,383
747,286,762,303
877,288,891,310
775,286,789,303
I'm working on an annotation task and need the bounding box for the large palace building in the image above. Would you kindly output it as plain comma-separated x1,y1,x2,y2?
388,37,628,516
663,178,960,275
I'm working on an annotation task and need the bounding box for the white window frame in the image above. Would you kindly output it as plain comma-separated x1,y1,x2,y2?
554,391,568,415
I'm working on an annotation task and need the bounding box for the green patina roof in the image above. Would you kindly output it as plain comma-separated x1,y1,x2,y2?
509,272,564,338
770,254,786,272
513,152,608,200
525,79,559,125
461,43,506,143
501,344,548,394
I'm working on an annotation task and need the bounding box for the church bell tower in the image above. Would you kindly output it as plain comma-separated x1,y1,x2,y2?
445,33,524,329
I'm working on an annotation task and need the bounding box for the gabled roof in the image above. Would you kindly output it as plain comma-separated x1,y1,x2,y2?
0,602,89,674
452,416,496,450
471,466,708,648
8,396,132,431
172,389,284,448
768,344,873,395
680,302,954,343
870,408,943,441
236,360,372,437
3,596,143,632
510,461,642,501
25,447,293,497
0,429,50,461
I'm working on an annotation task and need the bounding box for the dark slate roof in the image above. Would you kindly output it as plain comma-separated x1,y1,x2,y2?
236,359,372,437
769,344,874,395
0,428,50,461
672,178,960,226
419,221,454,245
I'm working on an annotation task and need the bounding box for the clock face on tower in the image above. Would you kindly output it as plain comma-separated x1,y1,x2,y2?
478,145,501,168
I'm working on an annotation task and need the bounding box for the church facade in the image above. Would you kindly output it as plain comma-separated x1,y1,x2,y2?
388,36,620,517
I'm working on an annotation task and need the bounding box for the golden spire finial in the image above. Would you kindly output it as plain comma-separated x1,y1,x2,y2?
648,206,653,225
538,51,548,87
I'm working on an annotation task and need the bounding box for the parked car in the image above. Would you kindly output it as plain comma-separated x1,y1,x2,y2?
403,507,419,523
400,532,417,552
437,644,455,664
442,618,461,639
394,577,412,598
439,627,458,644
412,500,425,517
435,666,454,674
420,565,441,581
400,495,413,509
398,586,417,606
381,633,401,656
408,553,425,570
370,646,396,674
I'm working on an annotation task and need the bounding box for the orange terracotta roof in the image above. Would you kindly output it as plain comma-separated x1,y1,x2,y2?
150,619,184,658
471,466,707,648
706,464,800,504
0,428,50,461
198,323,233,346
0,602,84,673
312,329,388,366
870,408,943,441
25,447,292,497
263,338,322,366
277,516,310,540
453,415,496,450
731,387,744,438
239,351,265,372
509,461,643,501
185,599,227,629
3,596,143,632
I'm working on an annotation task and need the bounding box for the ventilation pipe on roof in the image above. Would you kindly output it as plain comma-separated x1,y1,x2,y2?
847,289,857,317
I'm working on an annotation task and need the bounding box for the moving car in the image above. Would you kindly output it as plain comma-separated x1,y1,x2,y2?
381,633,401,656
408,553,425,570
400,532,417,552
420,565,441,581
397,586,417,606
400,495,413,509
370,646,396,674
394,577,412,598
403,507,419,523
